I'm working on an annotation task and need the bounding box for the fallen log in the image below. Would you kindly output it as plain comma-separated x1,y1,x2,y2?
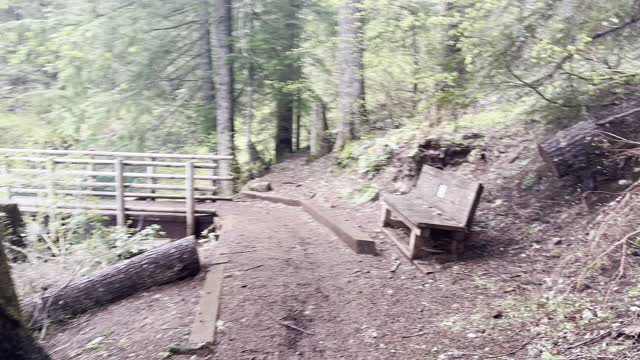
538,112,640,178
25,236,200,328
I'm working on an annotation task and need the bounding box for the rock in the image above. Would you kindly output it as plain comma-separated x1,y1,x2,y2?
616,324,640,339
462,133,484,140
248,181,272,192
467,148,485,163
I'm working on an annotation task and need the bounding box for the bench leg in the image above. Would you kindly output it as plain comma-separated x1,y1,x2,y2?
380,204,391,227
450,232,466,260
408,228,429,260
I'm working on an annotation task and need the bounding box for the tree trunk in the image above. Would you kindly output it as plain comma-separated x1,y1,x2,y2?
246,62,259,163
275,96,294,158
335,0,367,151
0,241,51,360
199,0,217,132
214,0,235,195
24,236,200,328
310,102,330,158
538,110,640,177
242,0,262,166
274,0,302,161
442,1,465,81
1,203,27,262
295,96,302,151
411,23,419,97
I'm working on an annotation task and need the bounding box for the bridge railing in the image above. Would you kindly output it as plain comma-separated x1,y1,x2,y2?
0,148,233,235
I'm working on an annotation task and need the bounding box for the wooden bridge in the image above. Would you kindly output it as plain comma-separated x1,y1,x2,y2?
0,148,234,238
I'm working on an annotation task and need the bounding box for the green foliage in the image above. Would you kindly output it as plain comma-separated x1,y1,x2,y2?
1,0,639,174
457,108,513,129
87,223,165,264
541,352,564,360
0,0,214,152
27,211,165,268
350,183,379,204
450,0,640,107
337,123,420,176
337,138,393,175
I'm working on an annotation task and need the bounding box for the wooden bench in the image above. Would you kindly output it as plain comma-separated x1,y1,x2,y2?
380,166,483,260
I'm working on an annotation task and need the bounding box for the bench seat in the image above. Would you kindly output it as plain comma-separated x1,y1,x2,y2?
380,166,483,260
383,194,465,231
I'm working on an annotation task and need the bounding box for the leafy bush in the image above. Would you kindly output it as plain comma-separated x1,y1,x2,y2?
350,183,380,204
338,124,420,176
26,211,166,269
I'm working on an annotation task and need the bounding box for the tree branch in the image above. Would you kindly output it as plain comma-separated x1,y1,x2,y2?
148,20,199,33
506,66,576,107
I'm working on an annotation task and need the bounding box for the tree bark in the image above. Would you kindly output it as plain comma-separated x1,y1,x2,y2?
0,241,51,360
242,0,262,166
276,96,295,158
295,96,302,151
199,0,217,132
1,203,27,262
274,0,302,161
24,236,200,328
410,23,419,97
310,102,330,158
442,1,465,79
335,0,366,151
538,111,640,177
214,0,235,195
246,61,258,163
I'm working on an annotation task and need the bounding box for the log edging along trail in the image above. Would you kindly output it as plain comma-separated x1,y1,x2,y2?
240,191,377,255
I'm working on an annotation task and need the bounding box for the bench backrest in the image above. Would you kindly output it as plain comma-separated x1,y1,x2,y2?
414,166,483,227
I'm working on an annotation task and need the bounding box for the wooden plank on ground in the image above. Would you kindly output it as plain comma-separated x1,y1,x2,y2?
189,264,225,345
240,191,302,207
301,200,376,255
238,191,376,255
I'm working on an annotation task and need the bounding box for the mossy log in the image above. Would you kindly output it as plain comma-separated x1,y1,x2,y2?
0,202,27,262
0,241,51,360
24,236,201,328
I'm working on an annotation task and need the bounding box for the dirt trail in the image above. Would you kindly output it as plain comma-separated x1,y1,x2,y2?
43,153,563,360
202,199,536,360
45,195,537,360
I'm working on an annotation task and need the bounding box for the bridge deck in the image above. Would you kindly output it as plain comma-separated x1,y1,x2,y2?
5,196,219,216
4,196,222,239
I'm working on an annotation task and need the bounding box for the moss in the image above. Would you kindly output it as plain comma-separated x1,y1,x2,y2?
337,141,354,168
457,109,512,129
0,240,23,324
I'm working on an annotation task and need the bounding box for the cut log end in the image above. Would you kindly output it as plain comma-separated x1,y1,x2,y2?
537,143,562,178
538,115,640,178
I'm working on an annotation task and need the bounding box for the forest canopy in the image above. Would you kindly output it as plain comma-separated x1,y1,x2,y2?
1,0,639,176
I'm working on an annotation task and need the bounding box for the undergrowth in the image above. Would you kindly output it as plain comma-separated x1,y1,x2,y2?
337,123,421,176
7,211,166,300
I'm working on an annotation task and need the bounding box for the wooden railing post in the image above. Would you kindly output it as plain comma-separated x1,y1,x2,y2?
210,159,217,197
185,162,195,236
147,157,156,201
1,156,11,199
219,159,233,196
46,158,56,222
86,155,95,191
114,159,126,227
